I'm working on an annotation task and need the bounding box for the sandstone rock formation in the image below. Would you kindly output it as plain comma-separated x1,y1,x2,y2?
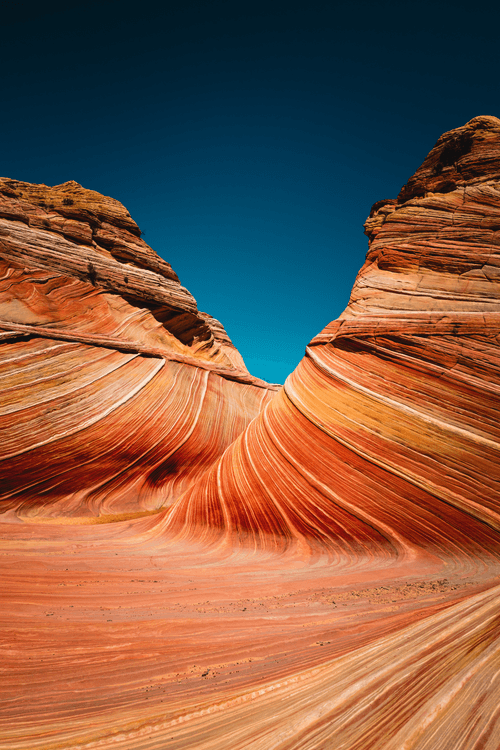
0,178,277,520
0,116,499,750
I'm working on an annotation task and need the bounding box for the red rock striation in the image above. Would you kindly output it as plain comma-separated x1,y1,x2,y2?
0,179,277,519
165,115,500,555
0,117,499,750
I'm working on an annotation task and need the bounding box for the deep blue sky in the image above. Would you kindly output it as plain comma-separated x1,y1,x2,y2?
2,1,498,383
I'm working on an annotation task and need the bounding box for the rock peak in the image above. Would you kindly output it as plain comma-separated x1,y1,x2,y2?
398,114,500,203
56,179,83,188
466,114,500,128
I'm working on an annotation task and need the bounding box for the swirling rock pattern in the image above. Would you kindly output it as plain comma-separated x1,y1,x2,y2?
1,117,499,750
0,178,277,520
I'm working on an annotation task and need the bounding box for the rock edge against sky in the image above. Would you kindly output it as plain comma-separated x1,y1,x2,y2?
0,116,499,749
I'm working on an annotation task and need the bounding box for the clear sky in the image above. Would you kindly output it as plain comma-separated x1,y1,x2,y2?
2,0,499,383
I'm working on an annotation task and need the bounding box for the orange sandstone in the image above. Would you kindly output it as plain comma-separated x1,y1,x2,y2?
0,117,499,750
0,178,276,520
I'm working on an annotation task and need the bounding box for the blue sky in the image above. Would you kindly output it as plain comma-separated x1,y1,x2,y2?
2,0,498,383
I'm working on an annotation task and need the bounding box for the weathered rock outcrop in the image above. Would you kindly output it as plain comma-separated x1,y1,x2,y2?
164,115,500,555
0,179,277,519
0,118,499,750
152,115,500,746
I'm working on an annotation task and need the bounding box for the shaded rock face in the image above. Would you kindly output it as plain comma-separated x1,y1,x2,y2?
0,179,277,518
1,118,500,750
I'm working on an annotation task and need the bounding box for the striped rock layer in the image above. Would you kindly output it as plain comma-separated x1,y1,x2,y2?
165,114,500,555
0,178,277,519
1,116,500,750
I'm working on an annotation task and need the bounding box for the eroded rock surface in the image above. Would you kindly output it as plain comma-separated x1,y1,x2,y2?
0,179,277,519
0,118,499,750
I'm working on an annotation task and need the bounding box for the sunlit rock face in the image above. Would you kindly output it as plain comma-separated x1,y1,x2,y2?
165,115,500,557
1,117,499,750
0,178,277,519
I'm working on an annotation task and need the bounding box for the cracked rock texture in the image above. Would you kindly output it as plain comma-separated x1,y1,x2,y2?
0,117,499,750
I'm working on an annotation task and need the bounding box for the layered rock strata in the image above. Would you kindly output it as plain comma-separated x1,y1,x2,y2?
149,115,499,745
0,117,499,750
164,115,500,555
0,179,277,519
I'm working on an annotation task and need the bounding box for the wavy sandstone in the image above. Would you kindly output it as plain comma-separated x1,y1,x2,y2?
1,116,499,749
0,178,277,520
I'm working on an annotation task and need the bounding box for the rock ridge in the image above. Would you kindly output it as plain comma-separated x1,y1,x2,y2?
0,178,277,519
0,177,266,360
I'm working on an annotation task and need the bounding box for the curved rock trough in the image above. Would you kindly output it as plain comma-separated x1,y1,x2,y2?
1,116,499,749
